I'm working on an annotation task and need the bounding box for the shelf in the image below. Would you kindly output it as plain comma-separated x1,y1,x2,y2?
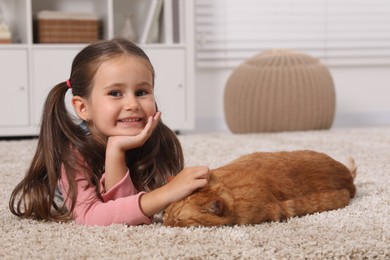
1,0,185,45
31,43,88,49
0,44,29,49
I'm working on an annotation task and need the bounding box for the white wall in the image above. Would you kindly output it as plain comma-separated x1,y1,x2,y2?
192,66,390,133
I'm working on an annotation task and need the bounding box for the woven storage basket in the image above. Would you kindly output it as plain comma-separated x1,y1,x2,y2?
224,49,336,133
36,11,99,43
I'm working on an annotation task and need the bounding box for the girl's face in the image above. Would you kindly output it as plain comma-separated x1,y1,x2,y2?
81,55,156,140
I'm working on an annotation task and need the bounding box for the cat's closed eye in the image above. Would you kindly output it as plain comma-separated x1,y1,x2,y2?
201,199,225,216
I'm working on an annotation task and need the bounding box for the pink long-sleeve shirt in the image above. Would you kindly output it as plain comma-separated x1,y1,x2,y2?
59,164,152,226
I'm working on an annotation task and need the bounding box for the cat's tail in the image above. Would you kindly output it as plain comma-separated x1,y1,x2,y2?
344,156,357,180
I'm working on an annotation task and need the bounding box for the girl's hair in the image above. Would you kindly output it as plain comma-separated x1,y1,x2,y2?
9,38,184,222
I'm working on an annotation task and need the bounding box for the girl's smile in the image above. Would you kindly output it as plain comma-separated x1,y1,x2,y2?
117,116,145,128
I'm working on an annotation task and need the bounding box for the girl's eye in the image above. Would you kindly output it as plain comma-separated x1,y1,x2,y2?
136,90,148,97
109,91,122,97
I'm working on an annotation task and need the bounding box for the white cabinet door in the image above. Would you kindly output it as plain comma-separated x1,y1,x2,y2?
31,48,81,126
145,49,187,130
0,50,29,126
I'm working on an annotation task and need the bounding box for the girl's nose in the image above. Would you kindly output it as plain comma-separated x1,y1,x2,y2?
123,94,139,111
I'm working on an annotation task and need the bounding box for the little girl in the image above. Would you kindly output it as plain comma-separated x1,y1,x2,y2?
9,38,209,226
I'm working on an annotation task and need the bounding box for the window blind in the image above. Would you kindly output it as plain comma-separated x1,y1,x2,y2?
195,0,390,68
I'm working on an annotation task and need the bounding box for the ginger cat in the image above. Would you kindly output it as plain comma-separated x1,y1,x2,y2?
163,150,356,227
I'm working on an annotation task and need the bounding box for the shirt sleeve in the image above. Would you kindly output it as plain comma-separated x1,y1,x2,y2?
99,171,137,201
59,165,152,226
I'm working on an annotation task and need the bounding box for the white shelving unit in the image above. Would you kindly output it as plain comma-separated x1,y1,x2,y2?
0,0,194,136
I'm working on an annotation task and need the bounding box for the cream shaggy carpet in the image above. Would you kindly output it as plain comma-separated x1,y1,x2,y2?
1,127,390,259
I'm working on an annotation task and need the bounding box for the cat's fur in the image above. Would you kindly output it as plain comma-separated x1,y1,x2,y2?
163,150,356,227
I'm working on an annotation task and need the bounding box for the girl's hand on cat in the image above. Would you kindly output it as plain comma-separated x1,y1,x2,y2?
139,166,210,217
164,166,210,203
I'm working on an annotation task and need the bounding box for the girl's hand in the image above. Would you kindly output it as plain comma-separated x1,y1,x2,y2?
163,166,210,203
139,166,210,217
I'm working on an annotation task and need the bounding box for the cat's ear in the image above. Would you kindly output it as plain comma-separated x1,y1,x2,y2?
203,199,225,216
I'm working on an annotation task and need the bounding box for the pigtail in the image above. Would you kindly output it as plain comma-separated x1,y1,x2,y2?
9,82,80,221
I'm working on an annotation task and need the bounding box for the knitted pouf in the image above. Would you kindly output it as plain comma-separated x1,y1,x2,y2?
224,49,336,133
